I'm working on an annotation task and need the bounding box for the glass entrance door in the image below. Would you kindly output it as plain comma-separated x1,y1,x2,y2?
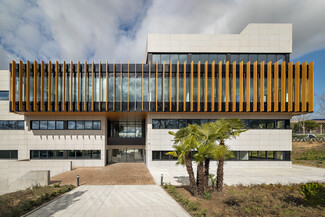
110,149,144,163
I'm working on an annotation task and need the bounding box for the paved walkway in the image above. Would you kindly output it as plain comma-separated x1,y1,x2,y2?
149,165,325,186
27,185,190,217
51,163,155,185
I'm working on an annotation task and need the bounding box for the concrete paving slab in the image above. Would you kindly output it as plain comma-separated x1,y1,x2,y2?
27,185,190,217
149,165,325,186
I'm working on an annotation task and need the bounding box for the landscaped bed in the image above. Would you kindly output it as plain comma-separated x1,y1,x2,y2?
164,183,325,217
292,141,325,168
0,184,74,217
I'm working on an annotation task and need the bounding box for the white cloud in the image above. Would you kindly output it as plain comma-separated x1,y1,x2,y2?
0,0,324,69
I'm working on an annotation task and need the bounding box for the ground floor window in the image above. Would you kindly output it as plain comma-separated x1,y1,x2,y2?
30,150,101,159
109,149,144,163
152,150,291,161
0,150,18,159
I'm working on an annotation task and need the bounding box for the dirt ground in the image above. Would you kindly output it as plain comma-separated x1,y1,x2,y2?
292,141,325,168
51,163,156,185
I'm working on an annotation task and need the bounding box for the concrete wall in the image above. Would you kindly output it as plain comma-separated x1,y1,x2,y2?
146,113,292,168
0,160,71,195
146,23,292,54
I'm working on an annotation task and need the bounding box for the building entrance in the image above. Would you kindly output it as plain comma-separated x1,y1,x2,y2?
109,149,144,163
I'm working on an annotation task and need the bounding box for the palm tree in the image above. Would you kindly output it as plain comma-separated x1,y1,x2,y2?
211,119,246,192
168,125,199,196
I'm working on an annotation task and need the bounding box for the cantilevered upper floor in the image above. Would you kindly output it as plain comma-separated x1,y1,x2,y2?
8,60,313,114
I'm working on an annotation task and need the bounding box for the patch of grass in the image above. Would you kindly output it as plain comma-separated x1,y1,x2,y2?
0,185,74,217
292,142,325,168
297,150,325,160
164,183,325,216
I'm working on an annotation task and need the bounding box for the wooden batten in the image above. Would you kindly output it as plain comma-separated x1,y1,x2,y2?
288,62,293,112
301,62,307,111
253,61,257,112
40,61,44,111
47,61,51,111
246,61,251,112
84,61,87,111
218,61,222,112
267,61,271,112
260,61,265,112
26,61,30,111
281,62,286,112
12,60,16,111
19,60,23,111
274,62,279,112
62,61,65,111
239,62,243,112
70,61,73,111
211,61,215,112
190,61,193,111
232,61,236,112
308,62,314,112
294,62,300,112
197,61,201,112
34,60,37,111
77,61,80,111
225,61,229,112
204,61,208,112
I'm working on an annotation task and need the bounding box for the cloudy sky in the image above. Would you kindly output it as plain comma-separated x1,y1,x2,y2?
1,0,325,94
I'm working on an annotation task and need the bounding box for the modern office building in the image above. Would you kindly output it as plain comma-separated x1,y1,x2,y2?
0,23,314,175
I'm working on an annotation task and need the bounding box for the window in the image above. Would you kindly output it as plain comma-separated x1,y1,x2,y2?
109,121,143,138
31,120,101,130
152,151,177,161
0,120,24,130
0,91,9,100
0,150,18,159
30,150,101,159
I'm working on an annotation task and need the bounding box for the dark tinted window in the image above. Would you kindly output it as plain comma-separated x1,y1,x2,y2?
40,121,47,130
48,121,55,130
93,121,101,130
32,121,40,130
0,91,9,100
56,121,64,130
85,121,92,130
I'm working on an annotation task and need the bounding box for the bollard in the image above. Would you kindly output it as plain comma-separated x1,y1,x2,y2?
77,175,80,186
161,174,163,186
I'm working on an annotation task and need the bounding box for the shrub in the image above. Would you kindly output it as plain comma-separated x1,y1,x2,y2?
203,190,211,200
300,183,325,205
188,201,199,211
195,208,207,216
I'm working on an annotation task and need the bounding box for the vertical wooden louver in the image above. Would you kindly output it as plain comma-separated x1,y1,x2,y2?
239,62,243,112
48,61,51,111
294,62,300,112
183,61,186,111
274,61,279,112
308,62,314,112
288,62,293,112
162,61,165,111
218,61,222,112
246,61,251,112
77,61,80,111
60,61,64,111
169,61,172,111
106,61,109,111
26,61,30,111
281,62,286,112
156,61,158,111
197,61,201,112
253,61,257,112
34,61,37,111
301,62,307,112
225,61,229,112
190,61,193,111
177,61,179,112
260,61,265,112
12,60,16,111
40,61,44,111
70,61,73,111
211,61,215,112
19,60,23,111
232,61,236,112
204,61,208,112
267,61,272,112
84,61,87,111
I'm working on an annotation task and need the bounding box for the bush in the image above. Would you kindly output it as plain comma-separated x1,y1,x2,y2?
300,183,325,205
203,190,211,200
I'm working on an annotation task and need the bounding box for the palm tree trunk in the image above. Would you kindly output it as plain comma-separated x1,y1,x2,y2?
197,161,205,196
185,154,197,196
204,158,210,190
216,139,225,192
